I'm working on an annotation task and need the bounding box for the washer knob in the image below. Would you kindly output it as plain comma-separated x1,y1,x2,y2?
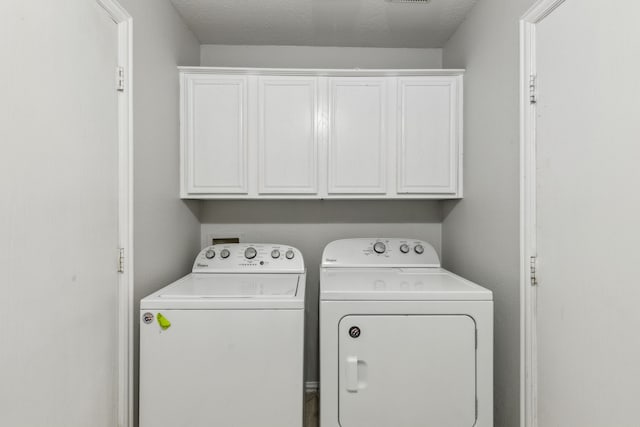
373,242,386,254
220,249,230,259
414,244,425,255
205,249,215,259
244,247,257,260
285,250,295,260
271,249,281,259
400,244,410,254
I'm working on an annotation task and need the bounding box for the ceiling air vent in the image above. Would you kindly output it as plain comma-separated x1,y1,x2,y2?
386,0,431,3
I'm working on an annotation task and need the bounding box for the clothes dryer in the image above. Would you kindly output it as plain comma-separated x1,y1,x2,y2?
320,238,492,427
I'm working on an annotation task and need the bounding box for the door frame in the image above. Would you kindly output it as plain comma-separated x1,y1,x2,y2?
519,1,567,426
95,1,134,426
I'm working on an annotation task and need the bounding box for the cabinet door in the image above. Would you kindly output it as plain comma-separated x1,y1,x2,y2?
397,77,460,194
328,78,387,194
183,75,248,194
258,77,318,194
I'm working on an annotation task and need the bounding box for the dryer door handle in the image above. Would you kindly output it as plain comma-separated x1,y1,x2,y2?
346,356,359,392
345,356,367,393
345,356,368,392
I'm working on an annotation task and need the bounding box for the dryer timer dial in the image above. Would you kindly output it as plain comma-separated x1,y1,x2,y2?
373,242,386,254
244,247,257,259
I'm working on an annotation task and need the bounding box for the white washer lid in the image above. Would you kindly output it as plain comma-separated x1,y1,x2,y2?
141,274,304,309
320,268,492,301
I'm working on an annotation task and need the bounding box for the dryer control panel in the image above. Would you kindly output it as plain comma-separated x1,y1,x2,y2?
321,238,440,268
193,243,304,273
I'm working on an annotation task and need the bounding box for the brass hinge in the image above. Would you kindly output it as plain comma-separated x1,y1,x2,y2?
118,248,125,273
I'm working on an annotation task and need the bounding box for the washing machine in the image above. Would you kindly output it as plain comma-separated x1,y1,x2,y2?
139,243,306,427
319,238,493,427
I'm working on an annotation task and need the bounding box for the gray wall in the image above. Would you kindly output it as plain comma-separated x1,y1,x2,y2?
200,201,443,383
201,44,443,68
117,0,201,424
441,0,537,425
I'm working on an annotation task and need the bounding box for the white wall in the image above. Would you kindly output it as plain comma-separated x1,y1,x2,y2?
201,44,443,68
200,201,443,383
117,0,201,424
441,0,537,425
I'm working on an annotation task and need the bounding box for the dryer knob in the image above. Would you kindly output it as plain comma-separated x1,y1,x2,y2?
220,249,230,259
244,247,257,260
285,250,295,260
400,244,410,254
414,244,425,255
373,242,386,254
271,249,281,259
205,249,215,259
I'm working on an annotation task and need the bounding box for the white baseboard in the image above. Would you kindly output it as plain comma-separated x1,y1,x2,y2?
305,381,319,393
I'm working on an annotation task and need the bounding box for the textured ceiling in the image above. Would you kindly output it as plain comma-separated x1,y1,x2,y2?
170,0,478,48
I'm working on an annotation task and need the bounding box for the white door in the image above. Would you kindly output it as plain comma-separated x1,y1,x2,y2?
0,1,123,426
531,1,640,425
328,78,388,194
183,75,248,194
338,315,476,427
258,77,319,194
397,77,459,194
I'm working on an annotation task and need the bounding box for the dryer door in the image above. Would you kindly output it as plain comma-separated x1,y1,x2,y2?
338,315,476,427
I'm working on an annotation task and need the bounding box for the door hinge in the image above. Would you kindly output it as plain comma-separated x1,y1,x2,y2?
118,248,125,273
530,256,538,286
529,74,537,104
116,66,125,92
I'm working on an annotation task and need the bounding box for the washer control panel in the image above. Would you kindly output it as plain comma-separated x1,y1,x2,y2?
321,238,440,268
193,243,304,273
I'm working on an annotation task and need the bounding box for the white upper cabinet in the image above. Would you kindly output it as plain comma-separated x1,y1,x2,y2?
258,77,319,194
397,77,461,194
182,74,248,194
328,78,387,194
180,68,463,199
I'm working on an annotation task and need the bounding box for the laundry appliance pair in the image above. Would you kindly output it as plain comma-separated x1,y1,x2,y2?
139,239,493,427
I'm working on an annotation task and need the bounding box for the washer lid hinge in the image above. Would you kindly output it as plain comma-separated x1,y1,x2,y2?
530,256,538,286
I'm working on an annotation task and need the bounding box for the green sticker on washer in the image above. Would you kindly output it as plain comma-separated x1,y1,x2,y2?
157,313,171,330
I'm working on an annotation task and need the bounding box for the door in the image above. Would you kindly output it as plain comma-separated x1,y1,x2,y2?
183,74,248,194
258,77,319,194
529,1,640,425
328,78,388,194
0,1,123,425
338,315,476,427
397,77,460,194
